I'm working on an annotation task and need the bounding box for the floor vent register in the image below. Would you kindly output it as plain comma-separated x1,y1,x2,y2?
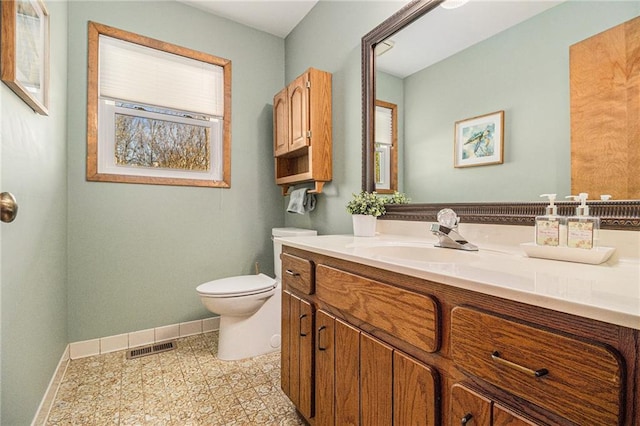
126,340,176,359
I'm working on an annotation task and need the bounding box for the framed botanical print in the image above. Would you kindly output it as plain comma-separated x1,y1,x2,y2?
454,110,504,168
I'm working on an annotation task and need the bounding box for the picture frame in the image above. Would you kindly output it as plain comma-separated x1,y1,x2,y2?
454,110,504,168
1,0,50,115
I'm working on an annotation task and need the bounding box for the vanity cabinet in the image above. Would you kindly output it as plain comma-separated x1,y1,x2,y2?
280,246,639,425
273,68,332,195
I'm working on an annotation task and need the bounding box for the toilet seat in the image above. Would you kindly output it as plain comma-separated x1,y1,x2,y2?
196,273,277,298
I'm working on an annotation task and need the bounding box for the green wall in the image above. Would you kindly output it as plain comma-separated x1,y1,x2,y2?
66,1,285,342
1,1,69,423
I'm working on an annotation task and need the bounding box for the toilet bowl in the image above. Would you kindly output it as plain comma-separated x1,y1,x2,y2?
196,227,317,360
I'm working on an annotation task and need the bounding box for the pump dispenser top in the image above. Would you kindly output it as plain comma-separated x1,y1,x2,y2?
540,193,558,216
575,192,590,216
535,193,566,247
566,192,599,249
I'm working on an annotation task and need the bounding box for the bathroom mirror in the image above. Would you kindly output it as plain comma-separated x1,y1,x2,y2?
362,0,640,229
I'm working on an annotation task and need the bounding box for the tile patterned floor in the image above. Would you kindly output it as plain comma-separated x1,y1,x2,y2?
45,332,305,425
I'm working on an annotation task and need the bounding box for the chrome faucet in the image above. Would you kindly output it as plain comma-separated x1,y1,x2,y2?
430,209,478,251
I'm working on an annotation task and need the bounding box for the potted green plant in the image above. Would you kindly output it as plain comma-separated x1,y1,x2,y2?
384,191,411,205
346,191,386,237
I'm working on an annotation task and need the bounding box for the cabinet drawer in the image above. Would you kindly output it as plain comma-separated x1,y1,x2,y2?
451,307,623,425
281,253,314,294
316,265,439,353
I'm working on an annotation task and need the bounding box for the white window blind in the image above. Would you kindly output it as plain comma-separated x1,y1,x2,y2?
375,105,392,145
99,35,224,116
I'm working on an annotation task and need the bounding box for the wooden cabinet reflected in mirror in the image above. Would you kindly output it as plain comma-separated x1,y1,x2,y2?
570,15,640,200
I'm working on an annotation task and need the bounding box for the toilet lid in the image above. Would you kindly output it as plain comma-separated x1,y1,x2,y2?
196,273,277,297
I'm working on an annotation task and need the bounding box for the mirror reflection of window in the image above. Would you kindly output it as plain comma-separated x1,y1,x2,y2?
375,100,397,193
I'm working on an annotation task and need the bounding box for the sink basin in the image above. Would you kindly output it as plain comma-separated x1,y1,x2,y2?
354,244,479,264
346,240,531,284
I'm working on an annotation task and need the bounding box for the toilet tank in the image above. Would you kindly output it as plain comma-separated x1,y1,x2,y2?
272,228,317,280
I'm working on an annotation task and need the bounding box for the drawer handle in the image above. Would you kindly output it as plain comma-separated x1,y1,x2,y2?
461,413,473,425
286,269,300,277
299,314,308,337
317,326,327,351
491,351,549,378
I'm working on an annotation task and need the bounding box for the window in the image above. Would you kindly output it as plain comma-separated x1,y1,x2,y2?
87,22,231,187
374,100,398,193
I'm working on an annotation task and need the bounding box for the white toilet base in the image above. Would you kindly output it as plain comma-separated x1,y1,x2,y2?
216,282,282,361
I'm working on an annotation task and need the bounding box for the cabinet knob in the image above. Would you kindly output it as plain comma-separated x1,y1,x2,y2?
461,413,473,424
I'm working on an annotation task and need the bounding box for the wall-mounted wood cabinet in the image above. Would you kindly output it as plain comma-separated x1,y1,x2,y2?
273,68,332,195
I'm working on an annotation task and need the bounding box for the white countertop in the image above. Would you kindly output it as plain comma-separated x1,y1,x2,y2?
277,233,640,330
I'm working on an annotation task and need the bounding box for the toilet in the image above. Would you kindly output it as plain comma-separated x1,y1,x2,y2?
196,227,317,360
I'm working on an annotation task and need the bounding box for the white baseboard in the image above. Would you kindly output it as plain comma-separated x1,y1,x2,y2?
31,346,70,426
31,316,220,425
69,316,220,359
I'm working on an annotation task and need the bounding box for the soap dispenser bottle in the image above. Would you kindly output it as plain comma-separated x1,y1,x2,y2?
566,193,600,249
535,194,566,246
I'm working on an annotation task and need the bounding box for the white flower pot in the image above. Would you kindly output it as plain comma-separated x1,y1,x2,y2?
352,214,377,237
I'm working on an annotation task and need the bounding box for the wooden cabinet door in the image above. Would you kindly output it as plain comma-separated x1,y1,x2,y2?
360,333,393,426
335,318,360,426
289,293,302,409
450,384,491,426
281,290,292,396
288,72,309,153
315,310,335,426
285,293,314,420
493,404,540,426
273,87,288,156
299,298,315,419
394,351,438,426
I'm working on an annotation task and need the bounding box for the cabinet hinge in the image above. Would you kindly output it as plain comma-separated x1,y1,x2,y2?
306,131,312,138
306,81,311,88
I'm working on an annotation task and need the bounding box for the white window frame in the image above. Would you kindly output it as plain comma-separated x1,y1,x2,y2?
98,99,223,180
374,100,398,193
86,21,231,188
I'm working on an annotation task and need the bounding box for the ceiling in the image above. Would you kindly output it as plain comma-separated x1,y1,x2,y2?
177,0,562,77
376,0,563,78
178,0,320,38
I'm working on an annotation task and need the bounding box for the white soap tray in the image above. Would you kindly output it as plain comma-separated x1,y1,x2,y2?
520,243,616,265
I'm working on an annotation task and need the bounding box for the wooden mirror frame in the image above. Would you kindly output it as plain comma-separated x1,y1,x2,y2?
361,0,640,230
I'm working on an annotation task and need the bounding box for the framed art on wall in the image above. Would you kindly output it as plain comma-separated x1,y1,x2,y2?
1,0,50,115
454,110,504,168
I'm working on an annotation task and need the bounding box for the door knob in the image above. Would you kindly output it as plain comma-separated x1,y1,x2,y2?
1,192,18,223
